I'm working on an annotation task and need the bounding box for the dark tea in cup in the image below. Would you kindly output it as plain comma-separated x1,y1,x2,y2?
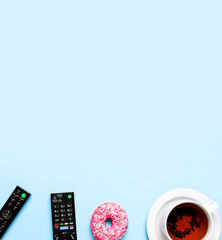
167,203,208,240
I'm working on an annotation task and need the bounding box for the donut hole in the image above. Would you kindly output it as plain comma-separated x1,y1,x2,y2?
105,218,112,228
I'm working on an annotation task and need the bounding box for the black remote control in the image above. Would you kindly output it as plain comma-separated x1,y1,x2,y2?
0,186,31,238
51,192,77,240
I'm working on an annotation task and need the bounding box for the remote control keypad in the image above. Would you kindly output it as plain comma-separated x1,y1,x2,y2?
51,193,77,240
0,186,31,238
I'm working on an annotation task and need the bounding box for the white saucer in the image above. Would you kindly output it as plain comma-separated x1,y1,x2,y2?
147,189,221,240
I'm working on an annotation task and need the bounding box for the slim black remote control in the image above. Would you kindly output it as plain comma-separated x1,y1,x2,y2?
51,192,77,240
0,186,31,238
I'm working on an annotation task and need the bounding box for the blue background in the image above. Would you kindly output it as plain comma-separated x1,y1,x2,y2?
0,0,222,239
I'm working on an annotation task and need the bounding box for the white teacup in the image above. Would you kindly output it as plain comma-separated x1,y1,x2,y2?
161,200,219,240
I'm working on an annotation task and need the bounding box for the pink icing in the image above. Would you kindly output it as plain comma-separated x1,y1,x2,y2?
91,202,128,240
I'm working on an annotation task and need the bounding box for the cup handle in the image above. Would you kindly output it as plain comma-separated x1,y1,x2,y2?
204,202,219,214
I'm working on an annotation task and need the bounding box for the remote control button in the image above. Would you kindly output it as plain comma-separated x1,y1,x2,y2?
21,193,27,199
67,204,72,208
67,195,72,199
13,194,18,198
67,213,73,217
70,233,75,240
61,214,66,217
54,214,60,218
9,201,14,206
60,226,69,230
67,209,72,212
16,189,21,194
55,219,60,222
61,205,66,208
61,209,66,213
61,218,66,222
13,206,18,211
2,210,12,220
54,210,59,213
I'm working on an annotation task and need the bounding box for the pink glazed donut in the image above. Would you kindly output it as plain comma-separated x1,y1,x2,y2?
91,202,128,240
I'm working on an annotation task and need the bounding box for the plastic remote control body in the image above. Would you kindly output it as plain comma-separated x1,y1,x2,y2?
51,192,77,240
0,186,31,238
